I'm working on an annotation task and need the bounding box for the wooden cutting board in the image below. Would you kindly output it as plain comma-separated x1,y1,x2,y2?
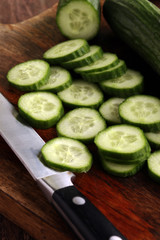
0,1,160,240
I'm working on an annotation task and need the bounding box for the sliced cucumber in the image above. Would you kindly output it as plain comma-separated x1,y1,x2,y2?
56,0,100,40
94,124,151,161
99,97,124,124
18,92,64,129
100,156,145,177
147,150,160,183
57,108,106,142
41,137,92,172
81,60,127,82
61,45,103,69
7,59,50,91
37,66,72,92
58,80,104,109
74,53,119,74
119,95,160,132
43,39,89,64
145,131,160,150
99,69,144,97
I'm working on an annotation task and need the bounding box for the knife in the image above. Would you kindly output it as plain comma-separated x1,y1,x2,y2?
0,93,127,240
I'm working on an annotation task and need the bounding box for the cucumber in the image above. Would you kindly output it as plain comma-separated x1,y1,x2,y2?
37,66,72,92
7,59,50,91
61,45,103,69
145,131,160,150
18,92,64,129
43,39,90,64
58,80,104,109
57,107,106,142
41,137,92,172
99,69,144,97
99,97,124,124
100,156,145,177
119,95,160,132
56,0,100,40
103,0,160,76
94,124,151,161
74,53,119,74
147,150,160,183
81,60,127,82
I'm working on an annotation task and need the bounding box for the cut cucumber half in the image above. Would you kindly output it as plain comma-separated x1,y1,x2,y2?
94,124,151,161
43,39,90,64
41,137,93,172
57,108,106,142
56,0,100,40
99,98,124,124
74,53,119,73
37,66,72,92
100,155,145,177
99,69,144,97
61,45,103,69
7,59,50,91
147,150,160,183
18,92,64,129
81,60,127,82
119,95,160,132
145,131,160,150
58,80,104,109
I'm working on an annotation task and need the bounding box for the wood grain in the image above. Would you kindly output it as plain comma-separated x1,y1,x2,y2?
0,0,160,240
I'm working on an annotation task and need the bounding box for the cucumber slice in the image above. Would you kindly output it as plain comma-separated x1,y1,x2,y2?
74,53,119,73
57,108,106,142
7,59,50,91
99,69,144,97
43,39,90,64
145,131,160,150
56,0,100,40
99,97,124,124
94,124,151,161
119,95,160,132
147,150,160,183
37,66,72,92
58,80,104,109
100,156,145,177
81,60,127,82
41,137,92,172
61,45,103,69
18,92,64,129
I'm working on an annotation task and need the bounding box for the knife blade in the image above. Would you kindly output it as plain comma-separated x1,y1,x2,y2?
0,93,127,240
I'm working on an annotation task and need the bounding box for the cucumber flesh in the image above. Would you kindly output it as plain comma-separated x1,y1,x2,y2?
37,66,72,92
56,0,100,40
99,97,124,124
61,45,103,69
74,53,119,73
18,92,64,129
145,131,160,150
100,69,144,97
94,124,151,160
81,60,127,82
41,137,93,172
57,108,106,142
147,150,160,183
43,39,90,64
58,80,104,108
7,59,50,91
119,95,160,132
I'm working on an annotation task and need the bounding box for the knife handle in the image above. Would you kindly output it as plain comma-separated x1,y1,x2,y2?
52,185,127,240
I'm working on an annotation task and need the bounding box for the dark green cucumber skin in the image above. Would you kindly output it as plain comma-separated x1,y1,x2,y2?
56,0,101,40
103,0,160,76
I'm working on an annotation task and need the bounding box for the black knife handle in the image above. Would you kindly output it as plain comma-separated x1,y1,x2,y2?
52,185,127,240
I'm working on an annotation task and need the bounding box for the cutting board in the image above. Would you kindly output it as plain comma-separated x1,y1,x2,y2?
0,1,160,240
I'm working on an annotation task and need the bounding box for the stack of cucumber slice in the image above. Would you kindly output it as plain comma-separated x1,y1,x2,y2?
6,39,160,179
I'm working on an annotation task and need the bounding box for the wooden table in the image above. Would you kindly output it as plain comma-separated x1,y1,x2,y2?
0,0,160,240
